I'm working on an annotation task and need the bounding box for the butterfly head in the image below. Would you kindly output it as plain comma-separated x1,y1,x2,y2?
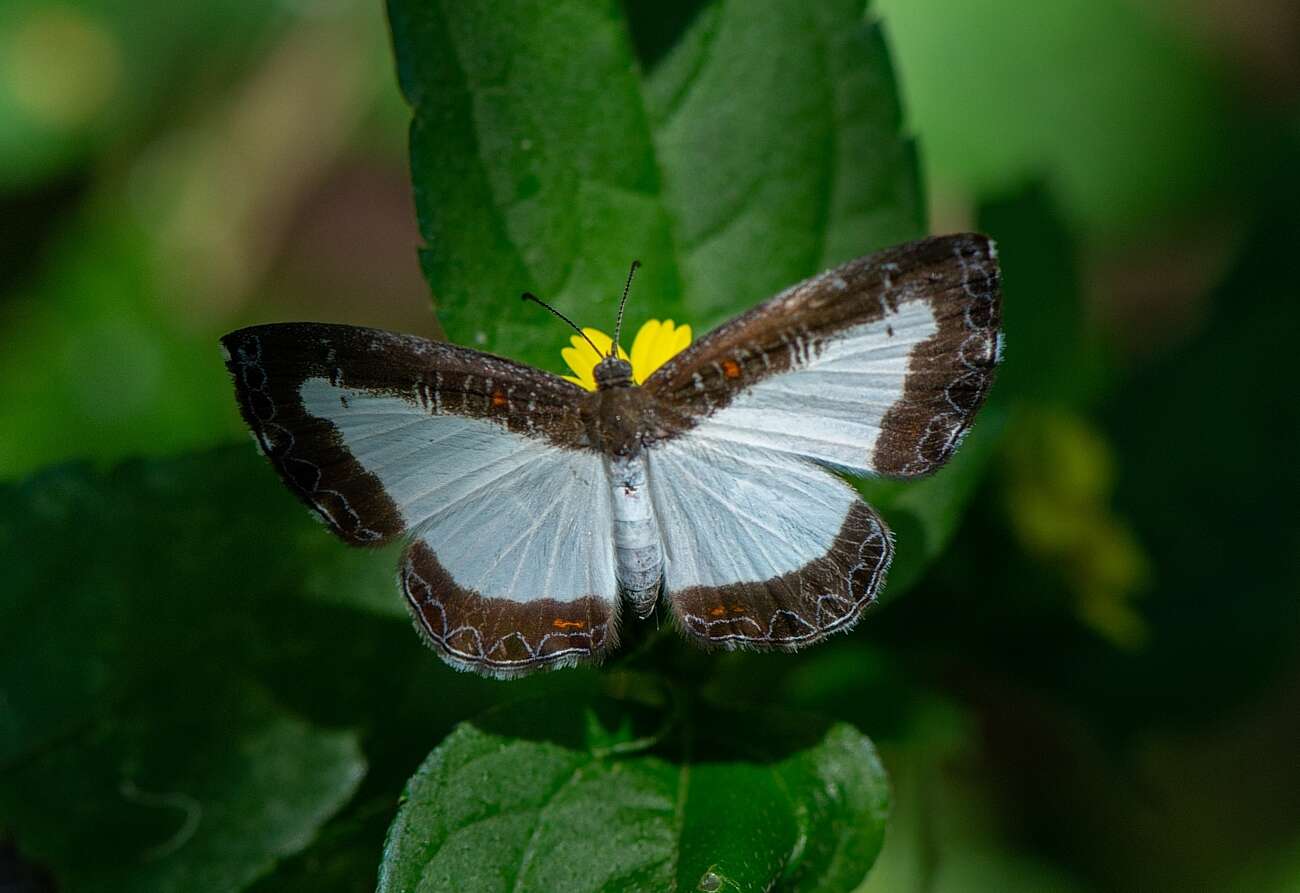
593,356,635,389
523,260,644,391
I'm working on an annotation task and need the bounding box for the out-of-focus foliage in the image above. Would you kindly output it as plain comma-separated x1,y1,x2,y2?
0,0,283,190
874,0,1234,234
0,0,414,478
2,0,1299,889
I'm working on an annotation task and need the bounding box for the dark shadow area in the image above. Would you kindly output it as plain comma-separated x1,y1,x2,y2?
622,0,712,69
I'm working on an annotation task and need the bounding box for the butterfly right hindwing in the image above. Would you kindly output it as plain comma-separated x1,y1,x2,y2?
647,436,892,649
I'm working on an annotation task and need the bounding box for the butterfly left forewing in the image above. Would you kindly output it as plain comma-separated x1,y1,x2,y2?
222,323,619,677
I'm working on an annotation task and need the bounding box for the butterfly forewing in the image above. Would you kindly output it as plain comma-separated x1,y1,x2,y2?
644,233,1002,477
221,323,619,677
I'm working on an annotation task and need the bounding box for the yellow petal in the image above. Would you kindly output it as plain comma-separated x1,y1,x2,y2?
672,323,692,354
629,319,662,382
560,345,597,390
629,319,692,382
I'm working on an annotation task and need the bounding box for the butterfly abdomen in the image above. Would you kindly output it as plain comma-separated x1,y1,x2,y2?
607,452,664,619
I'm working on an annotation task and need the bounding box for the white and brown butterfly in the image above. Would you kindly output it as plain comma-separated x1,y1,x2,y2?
221,233,1001,678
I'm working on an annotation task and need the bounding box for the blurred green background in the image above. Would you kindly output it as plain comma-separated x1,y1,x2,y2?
1,0,1297,890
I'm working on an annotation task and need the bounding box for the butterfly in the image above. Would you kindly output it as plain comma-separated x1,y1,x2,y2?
221,233,1002,678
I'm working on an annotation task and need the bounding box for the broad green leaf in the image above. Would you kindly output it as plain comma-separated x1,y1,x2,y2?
0,449,389,890
388,0,921,374
0,677,364,893
379,697,889,893
386,0,1009,609
0,448,396,766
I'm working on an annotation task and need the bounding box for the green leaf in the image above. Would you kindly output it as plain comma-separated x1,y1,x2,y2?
0,449,385,890
378,696,889,893
388,0,921,374
0,678,364,893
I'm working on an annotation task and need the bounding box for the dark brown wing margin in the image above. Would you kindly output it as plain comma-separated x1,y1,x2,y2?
643,233,1002,477
401,541,616,678
670,500,893,650
220,322,587,545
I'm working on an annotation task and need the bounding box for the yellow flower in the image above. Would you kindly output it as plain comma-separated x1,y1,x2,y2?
561,319,692,391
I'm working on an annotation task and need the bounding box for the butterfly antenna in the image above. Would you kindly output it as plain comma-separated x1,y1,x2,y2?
610,259,641,358
521,292,602,356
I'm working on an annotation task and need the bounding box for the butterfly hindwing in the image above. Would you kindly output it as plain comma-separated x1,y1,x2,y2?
397,437,617,678
644,233,1002,478
648,437,892,649
221,323,618,676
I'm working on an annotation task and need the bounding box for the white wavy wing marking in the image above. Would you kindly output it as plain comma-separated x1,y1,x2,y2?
299,377,616,603
646,436,857,590
689,297,938,476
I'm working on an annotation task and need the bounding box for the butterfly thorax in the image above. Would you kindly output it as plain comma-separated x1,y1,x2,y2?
585,359,689,458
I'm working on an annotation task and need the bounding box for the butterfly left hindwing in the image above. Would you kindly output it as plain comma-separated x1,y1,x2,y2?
222,323,619,677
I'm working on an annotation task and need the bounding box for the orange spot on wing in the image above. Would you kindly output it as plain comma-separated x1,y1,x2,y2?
552,618,586,630
709,605,727,617
722,359,741,379
491,390,508,408
729,603,747,614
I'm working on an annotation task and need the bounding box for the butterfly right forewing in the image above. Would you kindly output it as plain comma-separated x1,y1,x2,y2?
644,233,1002,478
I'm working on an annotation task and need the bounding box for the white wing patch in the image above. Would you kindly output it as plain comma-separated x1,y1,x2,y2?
647,436,858,590
684,298,938,475
298,377,616,604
